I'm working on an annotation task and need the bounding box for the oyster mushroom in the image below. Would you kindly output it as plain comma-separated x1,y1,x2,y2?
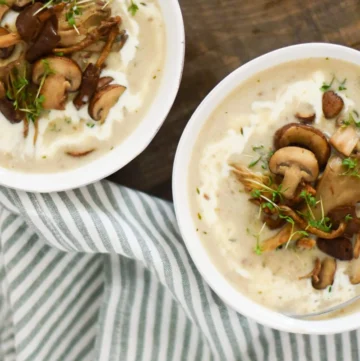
299,258,321,282
274,123,331,168
88,84,126,123
330,125,359,157
316,237,353,261
269,146,319,199
32,56,82,110
0,4,9,23
0,28,15,59
323,90,344,119
312,257,336,290
315,157,360,218
261,224,292,252
296,238,316,250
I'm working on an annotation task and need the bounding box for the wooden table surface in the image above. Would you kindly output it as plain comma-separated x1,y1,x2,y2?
108,0,360,200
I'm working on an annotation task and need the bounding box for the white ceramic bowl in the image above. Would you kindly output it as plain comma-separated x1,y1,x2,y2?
0,0,185,193
173,43,360,334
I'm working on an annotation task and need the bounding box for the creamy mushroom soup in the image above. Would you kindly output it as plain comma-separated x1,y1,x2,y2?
190,58,360,316
0,0,165,172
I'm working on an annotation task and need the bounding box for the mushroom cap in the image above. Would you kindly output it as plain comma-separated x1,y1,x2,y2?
274,123,331,168
322,90,344,119
317,237,353,261
40,74,70,110
269,146,319,182
32,56,82,91
88,84,126,123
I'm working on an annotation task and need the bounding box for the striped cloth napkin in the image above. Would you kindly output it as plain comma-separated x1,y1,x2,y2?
0,180,359,361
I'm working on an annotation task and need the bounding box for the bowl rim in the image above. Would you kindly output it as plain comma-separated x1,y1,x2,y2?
0,0,185,193
173,42,360,334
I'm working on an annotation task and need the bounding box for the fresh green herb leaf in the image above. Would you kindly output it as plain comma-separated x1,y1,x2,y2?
55,52,64,57
248,156,261,168
345,214,353,222
197,213,202,220
86,122,95,128
252,145,264,151
320,76,335,92
0,0,7,4
196,187,200,195
279,214,295,226
128,0,139,15
300,190,317,207
338,78,347,91
328,285,332,293
341,157,360,178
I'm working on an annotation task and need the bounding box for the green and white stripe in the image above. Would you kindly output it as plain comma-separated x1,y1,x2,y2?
0,180,359,360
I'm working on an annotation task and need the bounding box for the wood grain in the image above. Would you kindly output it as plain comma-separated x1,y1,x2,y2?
108,0,360,200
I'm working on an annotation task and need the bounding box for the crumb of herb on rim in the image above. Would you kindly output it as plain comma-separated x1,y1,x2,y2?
240,127,244,135
203,231,207,235
196,187,200,194
128,1,139,15
197,213,202,220
110,146,114,150
196,228,198,232
140,1,146,5
42,155,47,159
328,285,332,293
153,75,157,79
326,57,329,60
86,123,95,128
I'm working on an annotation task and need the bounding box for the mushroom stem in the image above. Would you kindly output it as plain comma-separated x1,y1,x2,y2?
261,224,292,252
281,167,301,199
96,25,118,68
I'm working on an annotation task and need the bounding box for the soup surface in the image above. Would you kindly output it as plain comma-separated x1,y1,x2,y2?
0,0,165,172
189,58,360,316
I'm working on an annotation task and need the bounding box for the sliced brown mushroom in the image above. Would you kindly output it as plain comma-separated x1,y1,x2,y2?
274,123,330,168
32,56,82,91
296,238,316,250
315,157,360,219
88,84,126,123
40,74,70,110
0,80,23,123
0,28,15,59
295,103,316,123
32,56,82,110
317,237,353,260
299,258,321,282
269,146,319,199
97,76,114,90
330,125,359,157
66,149,95,157
26,15,60,63
312,257,336,290
327,205,360,238
15,2,44,42
323,91,344,119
